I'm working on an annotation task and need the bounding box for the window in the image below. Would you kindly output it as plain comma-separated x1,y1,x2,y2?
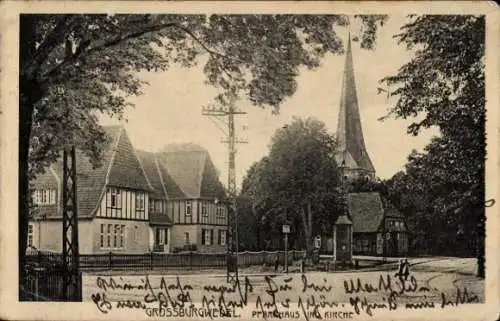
203,229,211,245
113,225,119,247
185,201,192,216
28,224,34,247
185,232,190,245
154,200,163,213
216,206,225,218
100,224,105,248
202,202,208,217
108,188,121,209
219,230,226,246
107,224,112,247
100,223,126,249
135,193,145,217
32,189,56,205
156,228,166,245
149,199,155,213
136,193,145,210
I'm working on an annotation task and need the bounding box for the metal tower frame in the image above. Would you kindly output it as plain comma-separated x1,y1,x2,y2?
62,145,81,300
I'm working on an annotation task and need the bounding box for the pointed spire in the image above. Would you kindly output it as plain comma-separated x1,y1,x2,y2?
335,32,376,179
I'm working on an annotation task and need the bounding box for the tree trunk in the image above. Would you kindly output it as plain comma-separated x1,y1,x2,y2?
299,205,313,260
18,83,36,298
19,15,42,298
307,201,312,239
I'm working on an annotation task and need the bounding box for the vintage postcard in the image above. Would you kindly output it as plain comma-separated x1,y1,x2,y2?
0,1,499,320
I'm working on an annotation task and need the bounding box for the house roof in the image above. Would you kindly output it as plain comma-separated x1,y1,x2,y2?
156,144,226,199
136,150,167,199
106,127,151,192
31,125,151,219
347,192,385,233
135,149,186,199
31,129,226,222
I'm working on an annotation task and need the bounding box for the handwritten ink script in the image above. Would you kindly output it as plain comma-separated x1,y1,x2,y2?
88,268,482,319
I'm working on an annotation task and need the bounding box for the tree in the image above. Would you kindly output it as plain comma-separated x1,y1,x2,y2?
19,14,387,283
380,15,485,275
240,117,342,257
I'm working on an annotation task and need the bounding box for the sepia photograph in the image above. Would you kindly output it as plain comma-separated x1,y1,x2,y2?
0,1,499,320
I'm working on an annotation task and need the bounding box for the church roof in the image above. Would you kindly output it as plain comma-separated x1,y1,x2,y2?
347,192,385,233
335,36,375,173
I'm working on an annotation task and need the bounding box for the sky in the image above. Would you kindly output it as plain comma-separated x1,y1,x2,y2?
100,15,439,189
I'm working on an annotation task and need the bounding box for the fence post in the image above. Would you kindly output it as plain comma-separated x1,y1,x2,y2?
189,251,193,270
108,252,112,270
150,252,154,270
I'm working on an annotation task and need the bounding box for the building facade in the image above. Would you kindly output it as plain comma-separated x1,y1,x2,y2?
29,126,153,254
29,127,228,254
156,146,228,253
348,193,409,257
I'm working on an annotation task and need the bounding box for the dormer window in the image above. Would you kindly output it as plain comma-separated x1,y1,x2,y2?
32,189,56,205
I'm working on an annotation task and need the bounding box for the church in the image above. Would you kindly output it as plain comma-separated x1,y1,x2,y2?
331,35,409,257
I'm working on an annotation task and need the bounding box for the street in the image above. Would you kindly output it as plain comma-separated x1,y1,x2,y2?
82,257,484,318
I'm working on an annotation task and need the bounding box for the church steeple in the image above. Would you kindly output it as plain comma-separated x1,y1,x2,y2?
335,34,375,180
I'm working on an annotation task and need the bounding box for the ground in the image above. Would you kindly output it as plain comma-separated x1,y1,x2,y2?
83,257,484,319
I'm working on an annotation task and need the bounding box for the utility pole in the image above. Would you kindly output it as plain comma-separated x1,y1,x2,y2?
61,37,81,301
202,102,247,283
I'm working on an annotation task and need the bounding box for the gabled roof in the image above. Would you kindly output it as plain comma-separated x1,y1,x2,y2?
106,128,151,191
31,125,151,219
135,149,187,199
335,35,375,174
136,150,167,199
156,144,226,199
347,192,385,233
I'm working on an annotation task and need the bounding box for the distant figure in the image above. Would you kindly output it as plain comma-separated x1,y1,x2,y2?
300,253,307,274
395,258,410,283
274,254,279,272
402,258,410,281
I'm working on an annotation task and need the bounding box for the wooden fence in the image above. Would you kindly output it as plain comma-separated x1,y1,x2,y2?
26,250,306,271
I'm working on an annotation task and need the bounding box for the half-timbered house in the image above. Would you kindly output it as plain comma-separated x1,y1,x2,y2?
29,125,153,253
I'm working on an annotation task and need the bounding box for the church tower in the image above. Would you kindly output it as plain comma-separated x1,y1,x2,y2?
335,35,376,181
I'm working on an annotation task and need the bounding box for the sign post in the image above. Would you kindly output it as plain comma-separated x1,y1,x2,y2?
282,224,290,273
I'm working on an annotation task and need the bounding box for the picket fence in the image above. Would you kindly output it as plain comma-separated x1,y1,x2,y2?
26,250,306,271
